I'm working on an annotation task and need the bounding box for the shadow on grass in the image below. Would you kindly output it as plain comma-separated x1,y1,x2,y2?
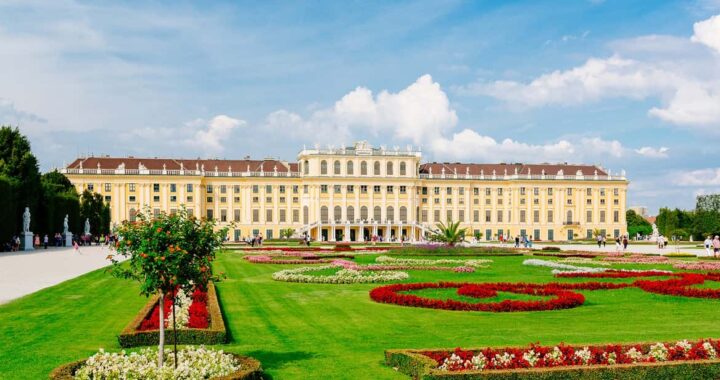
246,350,317,379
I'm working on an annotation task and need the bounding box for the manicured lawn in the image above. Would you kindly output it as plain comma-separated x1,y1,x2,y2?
2,250,720,379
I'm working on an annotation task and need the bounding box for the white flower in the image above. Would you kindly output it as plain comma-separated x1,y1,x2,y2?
625,347,643,363
574,347,591,365
603,351,617,365
522,350,540,367
675,340,692,352
272,265,409,284
703,342,717,359
545,346,564,364
490,352,515,368
649,343,669,361
470,353,487,370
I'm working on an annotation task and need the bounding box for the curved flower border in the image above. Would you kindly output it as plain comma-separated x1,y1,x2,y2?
272,265,409,284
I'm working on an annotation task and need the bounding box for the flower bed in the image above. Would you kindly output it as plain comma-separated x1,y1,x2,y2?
272,265,410,284
49,346,263,380
375,256,491,268
118,282,227,347
138,288,208,330
602,255,671,264
674,262,720,271
557,258,612,266
385,339,720,379
555,271,720,299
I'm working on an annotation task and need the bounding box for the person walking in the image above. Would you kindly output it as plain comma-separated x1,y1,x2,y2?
602,235,606,248
704,236,713,257
43,234,48,249
597,234,602,248
622,236,628,251
713,236,720,259
615,236,621,253
73,239,80,254
34,234,40,248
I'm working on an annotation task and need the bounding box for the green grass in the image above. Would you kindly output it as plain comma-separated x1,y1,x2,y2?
2,252,720,379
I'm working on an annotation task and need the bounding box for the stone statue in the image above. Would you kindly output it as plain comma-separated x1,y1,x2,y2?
22,207,31,233
63,214,69,235
650,223,659,242
84,218,91,236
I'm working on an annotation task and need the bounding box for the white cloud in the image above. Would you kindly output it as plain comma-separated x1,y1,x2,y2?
265,74,457,145
635,146,669,158
187,115,244,154
691,14,720,53
673,168,720,186
458,14,720,132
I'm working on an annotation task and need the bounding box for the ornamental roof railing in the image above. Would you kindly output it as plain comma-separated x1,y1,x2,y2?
60,168,300,177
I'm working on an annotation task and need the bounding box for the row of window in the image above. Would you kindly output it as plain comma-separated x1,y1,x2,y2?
421,197,620,206
417,209,621,224
312,160,410,176
472,228,622,241
420,186,621,196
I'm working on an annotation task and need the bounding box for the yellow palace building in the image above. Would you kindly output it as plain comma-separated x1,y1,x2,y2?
61,141,628,242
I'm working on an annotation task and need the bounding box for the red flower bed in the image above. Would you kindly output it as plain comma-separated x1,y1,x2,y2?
138,288,210,331
419,339,720,372
370,282,585,312
370,271,720,312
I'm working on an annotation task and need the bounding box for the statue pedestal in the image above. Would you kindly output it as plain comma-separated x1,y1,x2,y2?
22,232,34,251
64,233,73,247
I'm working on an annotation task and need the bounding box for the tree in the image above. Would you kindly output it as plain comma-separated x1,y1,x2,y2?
429,221,467,246
0,126,41,236
280,228,295,239
626,210,652,237
473,230,483,241
109,208,227,368
80,190,111,235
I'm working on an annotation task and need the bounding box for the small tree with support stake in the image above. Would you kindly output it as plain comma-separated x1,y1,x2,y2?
108,207,227,368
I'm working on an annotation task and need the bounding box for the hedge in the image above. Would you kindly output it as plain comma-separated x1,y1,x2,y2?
385,347,720,380
118,282,227,347
48,354,263,379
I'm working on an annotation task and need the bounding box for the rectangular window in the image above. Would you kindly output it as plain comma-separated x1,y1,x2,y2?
153,183,160,192
303,185,309,194
567,188,572,195
234,196,240,202
206,209,214,220
206,196,213,203
421,187,428,195
520,187,526,195
170,183,176,192
587,229,593,239
520,210,526,223
434,210,441,222
421,210,428,222
459,187,464,195
334,185,341,193
206,185,213,193
361,185,368,194
220,185,227,194
458,210,465,222
265,197,272,203
252,209,260,222
87,183,95,191
292,185,299,194
234,209,241,222
533,210,539,223
153,195,160,202
446,187,452,195
234,185,241,193
252,185,259,193
600,210,606,223
533,187,539,196
387,185,394,193
129,183,136,192
170,195,177,202
600,188,606,196
220,209,227,222
497,210,503,223
485,210,491,222
279,196,286,203
400,186,407,194
347,185,354,193
547,188,553,196
104,195,111,202
220,197,227,203
187,196,193,202
266,209,273,222
586,210,592,223
548,210,554,223
613,188,619,196
279,185,286,193
473,187,479,196
279,209,286,222
186,184,193,192
293,197,299,203
473,210,479,222
104,183,111,192
434,198,440,204
434,187,440,195
446,198,452,204
446,210,452,222
613,210,619,223
292,209,300,223
497,188,503,196
252,196,259,203
265,185,272,193
154,208,160,217
485,188,491,196
374,185,381,193
548,229,554,240
321,185,328,193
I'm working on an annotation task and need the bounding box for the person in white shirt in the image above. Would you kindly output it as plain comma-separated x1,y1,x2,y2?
705,236,713,257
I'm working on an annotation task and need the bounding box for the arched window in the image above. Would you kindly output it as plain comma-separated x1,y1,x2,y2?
360,206,368,221
373,206,381,221
373,161,381,175
400,162,407,176
566,210,573,223
303,206,309,224
386,162,394,175
347,206,355,222
346,161,354,175
334,206,342,222
333,160,341,175
320,206,329,223
129,208,137,222
303,160,309,175
399,206,408,222
320,160,328,175
387,206,394,222
360,161,368,175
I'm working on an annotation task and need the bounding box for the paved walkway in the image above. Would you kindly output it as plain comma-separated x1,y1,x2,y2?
0,245,118,304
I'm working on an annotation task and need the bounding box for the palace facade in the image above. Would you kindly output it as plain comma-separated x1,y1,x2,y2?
61,141,628,242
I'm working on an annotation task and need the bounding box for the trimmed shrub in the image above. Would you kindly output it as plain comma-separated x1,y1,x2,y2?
118,282,227,347
49,354,263,380
541,246,561,252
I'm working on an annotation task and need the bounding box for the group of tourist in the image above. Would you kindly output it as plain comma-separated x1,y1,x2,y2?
513,235,534,248
704,235,720,258
244,233,264,247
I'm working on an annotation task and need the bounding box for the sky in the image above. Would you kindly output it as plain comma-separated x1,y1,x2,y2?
1,0,719,214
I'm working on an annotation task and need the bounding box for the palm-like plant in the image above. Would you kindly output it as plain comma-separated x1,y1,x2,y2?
429,221,467,246
280,228,296,239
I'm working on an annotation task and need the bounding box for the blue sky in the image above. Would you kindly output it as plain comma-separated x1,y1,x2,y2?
1,0,719,214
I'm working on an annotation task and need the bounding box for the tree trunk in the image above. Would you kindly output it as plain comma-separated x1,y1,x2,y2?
173,295,178,368
158,292,165,368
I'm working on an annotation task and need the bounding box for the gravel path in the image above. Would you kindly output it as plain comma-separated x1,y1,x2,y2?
0,245,119,304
